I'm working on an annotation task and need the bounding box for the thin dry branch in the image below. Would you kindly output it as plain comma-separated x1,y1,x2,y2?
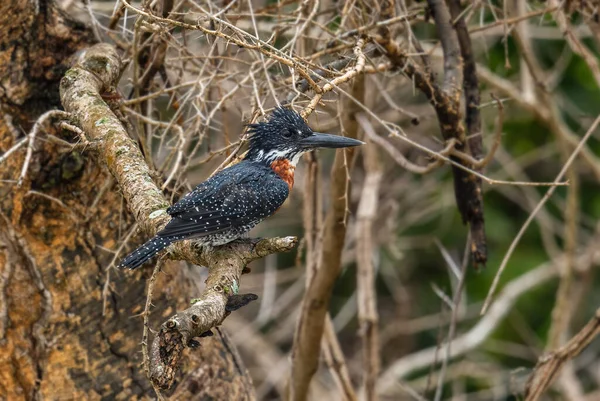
468,6,558,34
0,136,28,165
355,113,382,401
289,75,363,401
448,95,504,169
143,259,166,401
477,63,600,181
433,241,469,401
525,308,600,401
364,129,455,174
301,39,366,118
375,13,487,266
481,114,600,315
120,0,322,92
333,80,562,187
17,110,71,187
322,316,358,401
550,0,600,90
377,261,560,397
326,12,418,48
59,43,297,390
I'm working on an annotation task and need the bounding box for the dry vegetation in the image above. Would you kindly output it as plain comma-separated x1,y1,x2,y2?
2,0,600,400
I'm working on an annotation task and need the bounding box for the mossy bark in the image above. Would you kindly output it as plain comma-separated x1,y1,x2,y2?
0,1,255,399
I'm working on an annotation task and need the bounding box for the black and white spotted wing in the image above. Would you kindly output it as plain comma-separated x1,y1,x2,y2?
159,161,289,239
119,162,289,270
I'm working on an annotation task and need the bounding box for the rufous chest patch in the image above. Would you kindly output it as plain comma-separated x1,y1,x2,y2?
270,159,295,190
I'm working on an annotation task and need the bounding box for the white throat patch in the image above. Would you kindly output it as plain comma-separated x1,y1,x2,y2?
258,149,305,166
290,152,304,166
264,149,288,162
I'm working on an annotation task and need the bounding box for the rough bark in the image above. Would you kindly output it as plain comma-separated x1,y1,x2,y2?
0,0,256,399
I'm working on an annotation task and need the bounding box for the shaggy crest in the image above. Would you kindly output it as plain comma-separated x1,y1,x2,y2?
245,107,313,163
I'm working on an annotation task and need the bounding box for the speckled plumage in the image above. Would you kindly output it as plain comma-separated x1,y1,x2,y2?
118,162,289,269
119,107,362,270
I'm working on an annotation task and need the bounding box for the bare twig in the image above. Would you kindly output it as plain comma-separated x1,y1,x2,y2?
143,259,165,401
364,128,455,174
120,0,322,92
477,62,600,181
322,316,358,401
17,110,70,187
448,95,504,169
481,114,600,315
337,91,561,186
469,6,558,34
525,308,600,401
378,262,559,396
550,0,600,90
301,39,366,118
433,240,469,401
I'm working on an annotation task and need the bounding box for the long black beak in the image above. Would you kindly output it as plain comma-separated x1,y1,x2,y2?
299,132,364,149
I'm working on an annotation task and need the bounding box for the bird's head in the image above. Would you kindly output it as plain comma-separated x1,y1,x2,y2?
245,107,363,165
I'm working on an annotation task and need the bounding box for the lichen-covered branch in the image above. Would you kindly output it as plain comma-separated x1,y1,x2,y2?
59,43,297,390
149,236,296,389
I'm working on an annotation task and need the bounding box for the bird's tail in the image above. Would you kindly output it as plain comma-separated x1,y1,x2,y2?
118,236,175,270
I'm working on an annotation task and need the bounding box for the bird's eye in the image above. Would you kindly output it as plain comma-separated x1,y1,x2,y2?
282,129,293,138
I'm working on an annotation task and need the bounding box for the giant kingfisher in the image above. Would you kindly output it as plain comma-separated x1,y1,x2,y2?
119,107,363,270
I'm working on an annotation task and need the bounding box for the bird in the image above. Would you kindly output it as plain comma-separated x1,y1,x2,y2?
119,107,363,269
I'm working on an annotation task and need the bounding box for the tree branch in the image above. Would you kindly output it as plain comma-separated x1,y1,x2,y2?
447,0,481,160
377,262,558,397
525,308,600,401
289,74,363,401
355,113,382,401
59,43,297,390
427,0,462,93
375,5,487,266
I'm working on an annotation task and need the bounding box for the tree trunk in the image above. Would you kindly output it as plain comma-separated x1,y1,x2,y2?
0,1,254,399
